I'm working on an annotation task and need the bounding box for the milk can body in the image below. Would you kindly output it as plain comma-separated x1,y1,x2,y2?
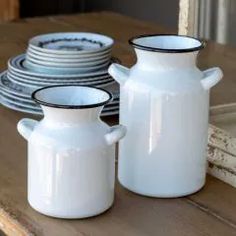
109,35,222,197
17,86,126,218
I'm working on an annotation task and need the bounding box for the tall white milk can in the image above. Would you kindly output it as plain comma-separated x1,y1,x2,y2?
109,34,223,197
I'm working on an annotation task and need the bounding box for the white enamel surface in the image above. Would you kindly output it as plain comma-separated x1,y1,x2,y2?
16,86,126,218
201,67,223,90
27,109,115,218
109,36,222,197
132,35,202,50
34,86,111,107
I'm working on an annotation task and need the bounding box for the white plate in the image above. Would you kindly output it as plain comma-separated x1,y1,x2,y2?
1,93,40,109
8,74,114,86
27,47,111,59
0,72,33,98
29,32,114,54
0,96,43,115
1,84,119,106
101,110,119,117
1,87,120,108
24,59,110,74
1,71,120,100
8,70,112,83
1,89,35,104
26,53,110,66
103,105,119,111
10,75,115,89
1,96,119,117
25,56,110,68
8,54,119,78
1,90,119,111
1,94,119,117
8,72,115,88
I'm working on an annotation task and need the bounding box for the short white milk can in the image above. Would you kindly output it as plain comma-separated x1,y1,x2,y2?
109,34,223,197
17,85,126,218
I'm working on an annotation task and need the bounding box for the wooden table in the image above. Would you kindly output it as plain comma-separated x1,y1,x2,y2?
0,12,236,236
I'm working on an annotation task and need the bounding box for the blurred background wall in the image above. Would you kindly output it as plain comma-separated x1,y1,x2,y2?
195,0,236,46
84,0,179,30
20,0,179,30
20,0,84,17
2,0,235,46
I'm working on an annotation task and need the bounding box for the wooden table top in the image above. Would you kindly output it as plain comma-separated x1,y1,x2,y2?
0,12,236,236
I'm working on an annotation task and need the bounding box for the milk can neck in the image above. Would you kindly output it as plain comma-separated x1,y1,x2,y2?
41,106,101,125
135,48,198,70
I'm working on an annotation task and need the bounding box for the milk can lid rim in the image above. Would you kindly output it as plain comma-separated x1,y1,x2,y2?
129,34,206,53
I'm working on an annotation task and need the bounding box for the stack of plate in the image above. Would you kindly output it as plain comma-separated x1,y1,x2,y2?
25,32,113,74
0,32,120,117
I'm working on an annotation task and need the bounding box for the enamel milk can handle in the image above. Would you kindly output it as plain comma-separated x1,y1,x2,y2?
17,118,38,141
105,125,127,146
201,67,223,90
108,63,130,85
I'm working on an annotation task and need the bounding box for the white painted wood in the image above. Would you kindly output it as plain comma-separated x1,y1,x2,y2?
208,163,236,188
179,0,235,186
207,145,236,172
210,103,236,137
207,104,236,188
178,0,199,36
178,0,190,35
208,124,236,156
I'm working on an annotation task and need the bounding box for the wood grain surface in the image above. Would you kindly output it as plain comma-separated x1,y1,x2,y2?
0,12,236,235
